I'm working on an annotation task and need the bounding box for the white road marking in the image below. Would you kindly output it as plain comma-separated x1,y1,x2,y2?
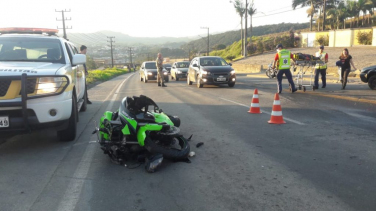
347,112,376,123
56,73,134,211
219,97,305,125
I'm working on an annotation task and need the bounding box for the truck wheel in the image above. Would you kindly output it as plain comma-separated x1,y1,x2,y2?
368,75,376,90
80,86,88,112
58,95,77,142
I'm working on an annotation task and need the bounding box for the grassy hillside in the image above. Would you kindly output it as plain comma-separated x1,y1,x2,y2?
210,30,298,61
182,22,309,53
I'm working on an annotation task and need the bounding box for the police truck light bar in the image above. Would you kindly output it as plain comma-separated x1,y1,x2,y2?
0,28,59,35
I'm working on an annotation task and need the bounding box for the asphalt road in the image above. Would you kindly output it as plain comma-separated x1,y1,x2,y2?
1,72,375,211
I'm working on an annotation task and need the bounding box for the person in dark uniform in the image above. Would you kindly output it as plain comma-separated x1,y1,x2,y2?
272,44,297,94
80,45,92,104
339,48,357,90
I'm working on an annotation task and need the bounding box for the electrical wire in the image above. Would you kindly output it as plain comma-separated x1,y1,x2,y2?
253,7,306,19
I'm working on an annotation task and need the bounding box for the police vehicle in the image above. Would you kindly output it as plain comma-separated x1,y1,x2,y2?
0,28,87,141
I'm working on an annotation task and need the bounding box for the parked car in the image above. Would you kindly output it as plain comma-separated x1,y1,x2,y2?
171,61,190,81
163,64,172,74
187,56,236,88
139,61,169,83
360,65,376,90
0,27,88,142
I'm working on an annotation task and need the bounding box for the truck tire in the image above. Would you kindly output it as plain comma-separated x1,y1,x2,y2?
368,75,376,90
57,95,77,142
144,135,190,160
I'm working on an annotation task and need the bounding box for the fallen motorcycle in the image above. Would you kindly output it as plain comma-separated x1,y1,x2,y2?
93,95,190,173
266,61,277,79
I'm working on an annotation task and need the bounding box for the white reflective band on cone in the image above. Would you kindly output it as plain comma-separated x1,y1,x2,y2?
273,100,281,105
253,94,259,98
271,111,283,116
251,103,259,107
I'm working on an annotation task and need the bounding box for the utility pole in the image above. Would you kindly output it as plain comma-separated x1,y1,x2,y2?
244,0,248,57
322,0,326,31
200,27,209,56
128,47,134,67
55,9,72,39
107,36,115,68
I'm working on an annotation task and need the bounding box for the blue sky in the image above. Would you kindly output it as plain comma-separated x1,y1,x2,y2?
1,0,309,37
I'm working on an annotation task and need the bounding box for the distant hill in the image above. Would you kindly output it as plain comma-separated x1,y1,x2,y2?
182,22,310,53
64,30,196,47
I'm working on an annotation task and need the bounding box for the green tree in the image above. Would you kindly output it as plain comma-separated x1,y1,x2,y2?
292,0,320,31
233,0,245,54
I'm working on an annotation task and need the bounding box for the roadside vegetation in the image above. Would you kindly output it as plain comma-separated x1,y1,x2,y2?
86,67,130,85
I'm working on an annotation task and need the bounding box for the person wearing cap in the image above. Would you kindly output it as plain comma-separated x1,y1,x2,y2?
314,45,328,89
272,44,297,94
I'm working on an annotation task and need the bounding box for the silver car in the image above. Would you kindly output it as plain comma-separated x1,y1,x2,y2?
139,61,169,83
171,61,190,81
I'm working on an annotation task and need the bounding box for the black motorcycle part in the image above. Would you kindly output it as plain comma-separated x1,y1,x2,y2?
144,136,190,160
158,126,180,136
145,154,164,173
167,115,181,127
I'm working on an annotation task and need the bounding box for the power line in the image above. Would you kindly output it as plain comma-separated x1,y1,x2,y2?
253,7,306,19
107,36,115,68
55,9,72,39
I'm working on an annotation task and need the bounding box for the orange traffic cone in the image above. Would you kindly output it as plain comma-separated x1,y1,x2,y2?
268,93,286,124
248,89,261,114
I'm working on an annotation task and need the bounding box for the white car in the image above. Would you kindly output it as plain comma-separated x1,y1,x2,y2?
0,28,87,142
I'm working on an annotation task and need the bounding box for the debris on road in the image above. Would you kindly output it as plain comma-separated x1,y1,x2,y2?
189,151,196,157
196,142,204,148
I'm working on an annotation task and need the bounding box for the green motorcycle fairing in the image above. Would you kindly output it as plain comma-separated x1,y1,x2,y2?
99,111,175,147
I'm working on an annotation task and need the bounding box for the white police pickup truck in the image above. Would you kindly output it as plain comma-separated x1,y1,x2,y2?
0,28,87,141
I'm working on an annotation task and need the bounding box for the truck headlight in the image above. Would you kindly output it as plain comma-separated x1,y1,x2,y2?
37,77,68,95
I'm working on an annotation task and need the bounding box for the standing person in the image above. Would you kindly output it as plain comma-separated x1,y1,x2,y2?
339,48,357,90
314,45,328,89
80,45,92,104
156,53,167,87
272,44,297,94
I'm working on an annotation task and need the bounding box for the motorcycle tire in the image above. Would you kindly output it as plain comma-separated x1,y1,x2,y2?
266,69,272,79
144,136,190,160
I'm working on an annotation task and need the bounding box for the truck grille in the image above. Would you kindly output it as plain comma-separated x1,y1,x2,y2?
0,80,11,97
20,79,37,95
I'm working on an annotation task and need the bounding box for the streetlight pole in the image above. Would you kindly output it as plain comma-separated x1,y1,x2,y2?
201,27,209,56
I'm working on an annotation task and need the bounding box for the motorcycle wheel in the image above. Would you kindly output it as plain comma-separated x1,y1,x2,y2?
144,136,190,160
266,69,272,79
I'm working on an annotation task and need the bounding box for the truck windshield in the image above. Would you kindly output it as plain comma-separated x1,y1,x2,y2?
0,37,65,63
